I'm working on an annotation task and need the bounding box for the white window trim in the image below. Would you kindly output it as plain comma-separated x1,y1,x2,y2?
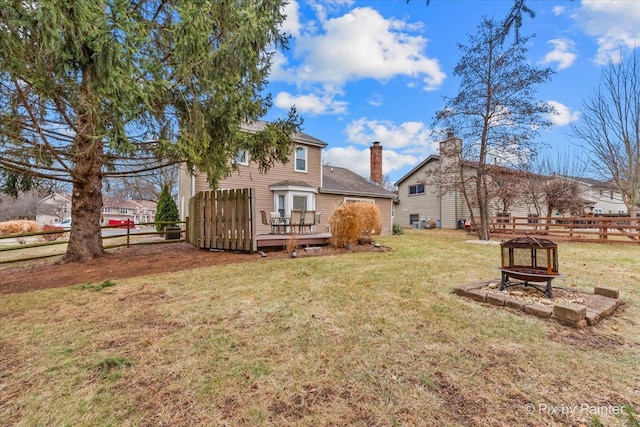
234,149,249,166
294,146,308,173
271,185,317,216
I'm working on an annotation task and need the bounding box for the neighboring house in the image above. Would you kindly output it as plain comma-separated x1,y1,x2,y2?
394,134,474,229
568,177,629,216
36,192,157,226
36,193,72,226
101,197,157,225
177,124,396,235
395,133,633,229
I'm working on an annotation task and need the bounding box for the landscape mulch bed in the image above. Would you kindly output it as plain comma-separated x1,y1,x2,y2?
0,242,389,294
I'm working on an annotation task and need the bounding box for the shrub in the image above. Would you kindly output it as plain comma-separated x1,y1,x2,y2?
392,223,404,235
329,202,382,248
41,224,64,241
154,185,179,232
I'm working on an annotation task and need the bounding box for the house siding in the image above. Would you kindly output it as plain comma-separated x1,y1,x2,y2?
183,144,323,234
177,130,396,238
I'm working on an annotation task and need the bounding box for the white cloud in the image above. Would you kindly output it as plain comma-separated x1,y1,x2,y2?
274,91,347,115
574,0,640,64
552,6,566,16
323,145,419,179
308,0,354,23
345,118,435,150
274,7,445,92
368,93,383,107
281,0,301,38
542,38,577,70
323,146,370,178
546,100,580,126
319,117,441,179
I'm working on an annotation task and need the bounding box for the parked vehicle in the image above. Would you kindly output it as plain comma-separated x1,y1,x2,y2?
60,217,72,230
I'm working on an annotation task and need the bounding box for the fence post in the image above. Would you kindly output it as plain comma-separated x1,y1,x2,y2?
569,217,574,238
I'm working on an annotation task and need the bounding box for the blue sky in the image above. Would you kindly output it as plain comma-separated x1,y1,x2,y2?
262,0,640,184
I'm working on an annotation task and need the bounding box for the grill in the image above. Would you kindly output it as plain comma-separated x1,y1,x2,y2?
499,236,560,298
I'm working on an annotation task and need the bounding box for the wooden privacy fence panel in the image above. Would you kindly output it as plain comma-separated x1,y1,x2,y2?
486,215,640,244
188,188,256,251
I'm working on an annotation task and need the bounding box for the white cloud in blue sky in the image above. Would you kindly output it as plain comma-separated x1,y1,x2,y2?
546,101,581,126
542,39,577,70
574,0,640,64
266,0,640,183
273,6,445,96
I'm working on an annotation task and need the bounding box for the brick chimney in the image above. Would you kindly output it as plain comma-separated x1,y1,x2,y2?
370,141,383,185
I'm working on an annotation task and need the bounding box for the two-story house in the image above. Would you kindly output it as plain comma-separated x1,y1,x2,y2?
395,133,633,230
177,123,396,235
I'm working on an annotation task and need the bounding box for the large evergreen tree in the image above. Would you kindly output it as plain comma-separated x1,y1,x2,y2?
432,18,555,240
0,0,301,261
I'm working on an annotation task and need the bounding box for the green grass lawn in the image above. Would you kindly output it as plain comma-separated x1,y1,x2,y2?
1,229,638,426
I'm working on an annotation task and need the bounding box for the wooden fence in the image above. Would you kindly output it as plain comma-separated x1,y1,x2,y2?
0,221,186,264
188,188,256,251
485,215,640,244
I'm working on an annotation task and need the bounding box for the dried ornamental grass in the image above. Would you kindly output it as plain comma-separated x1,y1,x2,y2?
329,202,382,248
0,220,39,235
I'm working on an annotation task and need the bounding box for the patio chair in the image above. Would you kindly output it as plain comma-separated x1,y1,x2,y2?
270,212,283,234
290,210,303,234
302,210,316,234
261,210,278,234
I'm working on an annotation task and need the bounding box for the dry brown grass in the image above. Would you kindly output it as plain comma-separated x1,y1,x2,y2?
1,229,639,426
329,202,382,248
0,220,38,235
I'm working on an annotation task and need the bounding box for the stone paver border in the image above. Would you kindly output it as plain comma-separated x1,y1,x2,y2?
454,280,620,328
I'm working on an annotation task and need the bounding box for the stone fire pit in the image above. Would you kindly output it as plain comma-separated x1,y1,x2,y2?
455,281,621,328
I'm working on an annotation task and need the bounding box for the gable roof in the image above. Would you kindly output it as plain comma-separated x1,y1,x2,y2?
40,192,72,204
321,165,395,199
394,155,440,186
241,122,328,148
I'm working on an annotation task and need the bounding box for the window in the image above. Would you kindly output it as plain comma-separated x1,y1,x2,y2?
234,150,248,165
610,191,614,200
293,195,308,211
409,184,425,195
295,146,307,172
277,194,285,217
103,207,112,213
271,183,317,217
119,208,128,214
409,214,419,225
344,197,375,204
527,213,539,224
595,208,602,214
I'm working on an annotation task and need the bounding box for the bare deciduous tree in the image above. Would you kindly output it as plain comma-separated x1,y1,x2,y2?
105,165,178,201
571,49,640,217
432,18,555,240
523,155,588,225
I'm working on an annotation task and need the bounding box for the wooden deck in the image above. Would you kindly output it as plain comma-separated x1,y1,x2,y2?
256,232,331,249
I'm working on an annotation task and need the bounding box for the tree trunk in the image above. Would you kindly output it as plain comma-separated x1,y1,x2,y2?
64,165,105,262
62,73,106,263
